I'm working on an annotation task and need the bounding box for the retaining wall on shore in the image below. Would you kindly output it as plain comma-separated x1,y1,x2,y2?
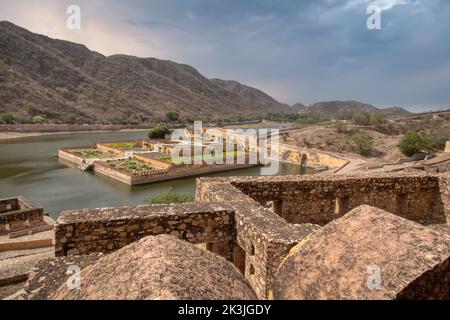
277,144,349,170
0,124,154,133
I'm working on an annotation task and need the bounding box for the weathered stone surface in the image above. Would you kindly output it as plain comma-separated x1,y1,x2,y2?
51,235,256,300
0,196,44,234
51,172,450,300
270,205,450,300
18,253,102,300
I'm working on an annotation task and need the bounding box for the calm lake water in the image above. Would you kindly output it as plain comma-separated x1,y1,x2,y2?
0,131,314,219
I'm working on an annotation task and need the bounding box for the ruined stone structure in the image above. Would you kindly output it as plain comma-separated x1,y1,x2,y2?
0,197,44,234
271,206,450,300
51,172,450,299
414,154,450,174
52,235,257,300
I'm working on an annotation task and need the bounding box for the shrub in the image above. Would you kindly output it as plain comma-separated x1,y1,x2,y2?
148,123,170,139
297,115,323,125
332,120,348,133
352,132,373,156
303,137,312,148
0,113,17,124
32,115,47,123
145,190,195,204
398,132,428,157
165,111,180,122
423,132,447,150
280,132,289,143
352,112,372,126
370,112,385,129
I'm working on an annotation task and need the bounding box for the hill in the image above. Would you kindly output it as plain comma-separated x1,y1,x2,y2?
295,101,412,119
0,21,293,124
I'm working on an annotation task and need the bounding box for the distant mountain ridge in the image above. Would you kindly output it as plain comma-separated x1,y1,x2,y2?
0,21,415,125
0,21,293,124
294,101,412,119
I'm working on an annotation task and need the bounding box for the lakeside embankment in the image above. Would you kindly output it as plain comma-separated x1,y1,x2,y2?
0,124,156,141
0,120,266,141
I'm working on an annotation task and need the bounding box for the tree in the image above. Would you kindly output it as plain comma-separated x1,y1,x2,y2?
165,112,180,122
148,123,170,139
352,132,373,156
185,117,195,124
398,132,427,157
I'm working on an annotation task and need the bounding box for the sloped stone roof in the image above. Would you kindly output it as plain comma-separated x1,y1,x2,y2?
270,205,450,300
52,235,256,300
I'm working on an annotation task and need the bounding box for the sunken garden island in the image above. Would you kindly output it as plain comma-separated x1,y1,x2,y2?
58,127,267,185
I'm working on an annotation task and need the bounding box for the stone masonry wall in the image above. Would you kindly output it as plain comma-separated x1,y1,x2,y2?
438,173,450,223
52,172,449,300
196,172,449,298
0,197,44,233
232,174,446,225
195,178,319,299
54,203,235,257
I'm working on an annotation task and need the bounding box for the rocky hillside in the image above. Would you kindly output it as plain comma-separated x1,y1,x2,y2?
0,21,293,124
296,101,412,119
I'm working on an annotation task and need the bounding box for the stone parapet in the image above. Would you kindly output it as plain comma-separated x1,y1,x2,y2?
55,203,235,257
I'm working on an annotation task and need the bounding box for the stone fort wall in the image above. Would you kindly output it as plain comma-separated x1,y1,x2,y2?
231,174,448,225
53,172,450,299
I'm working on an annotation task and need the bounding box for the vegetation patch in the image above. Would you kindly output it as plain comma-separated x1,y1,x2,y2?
398,131,446,157
73,149,113,159
108,158,154,173
352,132,374,156
162,151,244,164
148,123,170,139
105,142,135,148
145,189,195,204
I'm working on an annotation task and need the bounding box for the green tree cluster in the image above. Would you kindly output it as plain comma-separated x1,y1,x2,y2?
148,123,170,139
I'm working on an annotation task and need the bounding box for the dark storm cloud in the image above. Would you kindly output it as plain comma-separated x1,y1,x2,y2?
1,0,449,110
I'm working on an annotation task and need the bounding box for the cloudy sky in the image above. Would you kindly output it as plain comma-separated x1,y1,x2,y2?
1,0,449,111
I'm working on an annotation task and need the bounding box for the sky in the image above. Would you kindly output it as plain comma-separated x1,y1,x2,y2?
0,0,449,111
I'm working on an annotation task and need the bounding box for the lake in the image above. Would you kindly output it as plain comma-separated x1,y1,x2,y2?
0,131,315,219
